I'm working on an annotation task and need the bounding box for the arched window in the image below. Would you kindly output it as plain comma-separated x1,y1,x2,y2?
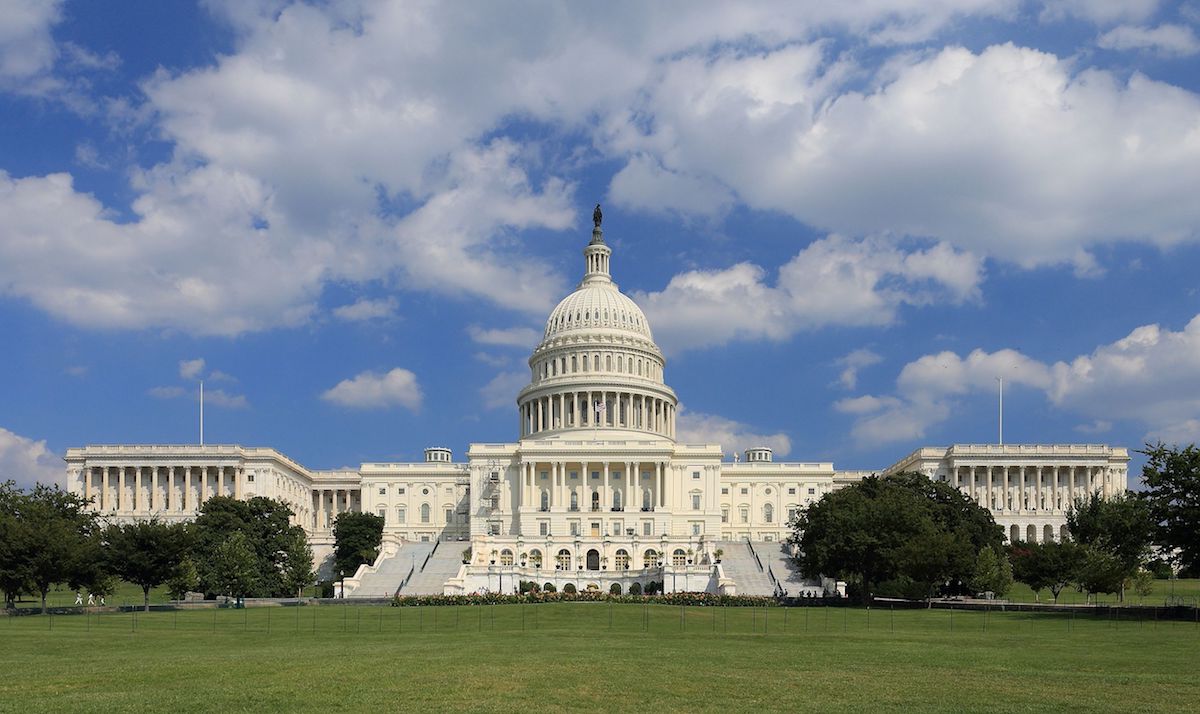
397,507,406,523
500,549,514,566
739,506,749,524
643,549,661,568
529,549,543,567
540,490,549,511
1043,525,1054,543
1027,524,1037,542
591,491,600,511
642,489,651,511
672,549,687,566
556,549,572,571
613,490,622,511
1009,524,1020,543
420,503,430,523
615,549,630,570
763,503,774,523
570,491,579,511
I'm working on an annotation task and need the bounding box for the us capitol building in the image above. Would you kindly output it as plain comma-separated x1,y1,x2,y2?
63,209,1129,597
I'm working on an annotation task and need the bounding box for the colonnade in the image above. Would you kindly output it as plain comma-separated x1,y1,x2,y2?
952,464,1115,513
312,488,358,530
82,464,243,514
520,391,675,437
517,460,670,513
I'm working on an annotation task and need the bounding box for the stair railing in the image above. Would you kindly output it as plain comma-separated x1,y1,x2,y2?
421,540,439,571
745,539,764,572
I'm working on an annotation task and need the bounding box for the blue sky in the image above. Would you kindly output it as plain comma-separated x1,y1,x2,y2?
3,0,1200,488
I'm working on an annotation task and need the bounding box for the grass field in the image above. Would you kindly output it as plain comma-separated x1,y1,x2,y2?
3,602,1199,712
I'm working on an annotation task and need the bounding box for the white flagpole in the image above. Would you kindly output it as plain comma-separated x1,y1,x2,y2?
200,380,205,445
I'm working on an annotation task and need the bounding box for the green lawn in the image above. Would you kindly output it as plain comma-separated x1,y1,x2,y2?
3,602,1199,712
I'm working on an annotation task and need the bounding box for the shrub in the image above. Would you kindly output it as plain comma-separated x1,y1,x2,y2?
609,583,622,595
628,582,642,595
519,580,540,594
543,583,556,593
563,583,577,594
318,580,335,598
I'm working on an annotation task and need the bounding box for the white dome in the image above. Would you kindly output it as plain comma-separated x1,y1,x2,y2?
542,284,654,342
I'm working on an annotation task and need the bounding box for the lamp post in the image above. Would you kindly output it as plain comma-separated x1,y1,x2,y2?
339,570,345,599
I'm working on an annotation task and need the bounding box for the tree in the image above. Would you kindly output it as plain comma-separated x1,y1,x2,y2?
280,529,315,598
333,512,384,576
793,473,999,603
1068,491,1153,601
191,496,309,597
970,545,1013,597
1138,442,1200,573
1010,540,1084,604
1075,546,1126,601
104,520,192,611
165,556,199,600
206,531,261,600
0,481,32,608
22,485,100,613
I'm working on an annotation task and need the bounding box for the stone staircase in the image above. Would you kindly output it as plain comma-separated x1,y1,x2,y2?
755,541,826,597
716,540,776,596
398,541,464,595
348,542,435,599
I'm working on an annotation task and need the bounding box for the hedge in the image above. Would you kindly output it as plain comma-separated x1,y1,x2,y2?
391,591,778,607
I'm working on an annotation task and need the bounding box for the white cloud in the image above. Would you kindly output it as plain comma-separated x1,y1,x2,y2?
836,348,883,390
0,0,63,86
321,367,422,410
637,234,981,354
0,426,62,489
608,154,735,219
840,314,1200,446
611,42,1200,274
480,371,527,410
179,358,206,380
148,386,186,399
203,388,249,409
333,297,398,322
468,325,540,349
1039,0,1161,24
1098,23,1200,56
676,407,791,457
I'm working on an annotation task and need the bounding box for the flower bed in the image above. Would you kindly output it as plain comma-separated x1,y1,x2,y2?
391,592,777,607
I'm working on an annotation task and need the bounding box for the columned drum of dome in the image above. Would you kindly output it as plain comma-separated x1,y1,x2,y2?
517,216,678,440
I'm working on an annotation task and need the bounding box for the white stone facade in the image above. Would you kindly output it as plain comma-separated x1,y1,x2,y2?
63,218,1129,593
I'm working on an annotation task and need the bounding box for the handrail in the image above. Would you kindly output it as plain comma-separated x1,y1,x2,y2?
421,539,439,571
396,564,416,596
746,539,764,572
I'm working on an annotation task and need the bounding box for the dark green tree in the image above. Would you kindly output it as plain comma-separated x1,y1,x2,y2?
970,545,1013,597
1010,540,1084,603
165,556,199,600
1075,545,1127,601
333,511,384,576
0,481,32,608
1067,491,1153,601
1138,442,1200,573
793,473,996,603
22,485,100,613
104,519,192,611
191,496,309,597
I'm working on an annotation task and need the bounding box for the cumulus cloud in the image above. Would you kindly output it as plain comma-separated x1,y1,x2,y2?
468,325,540,348
179,358,206,380
676,407,792,457
611,42,1200,274
1097,23,1200,56
839,313,1200,446
321,367,422,410
0,427,62,489
836,349,884,390
0,0,63,86
637,235,981,354
148,386,186,399
1038,0,1161,24
333,297,398,322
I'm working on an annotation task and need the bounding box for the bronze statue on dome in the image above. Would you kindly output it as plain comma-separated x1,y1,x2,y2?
593,203,603,228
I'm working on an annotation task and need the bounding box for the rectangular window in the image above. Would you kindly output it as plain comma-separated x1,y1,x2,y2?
445,509,454,524
643,521,652,535
788,488,796,495
378,487,386,496
692,471,700,480
540,471,548,480
692,522,702,536
570,471,578,480
539,522,548,536
247,474,255,483
398,487,406,495
377,507,386,520
740,488,748,495
570,521,579,536
691,494,701,510
740,507,749,523
721,510,728,523
591,471,600,480
613,521,622,535
721,488,729,495
487,522,500,536
807,487,816,495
